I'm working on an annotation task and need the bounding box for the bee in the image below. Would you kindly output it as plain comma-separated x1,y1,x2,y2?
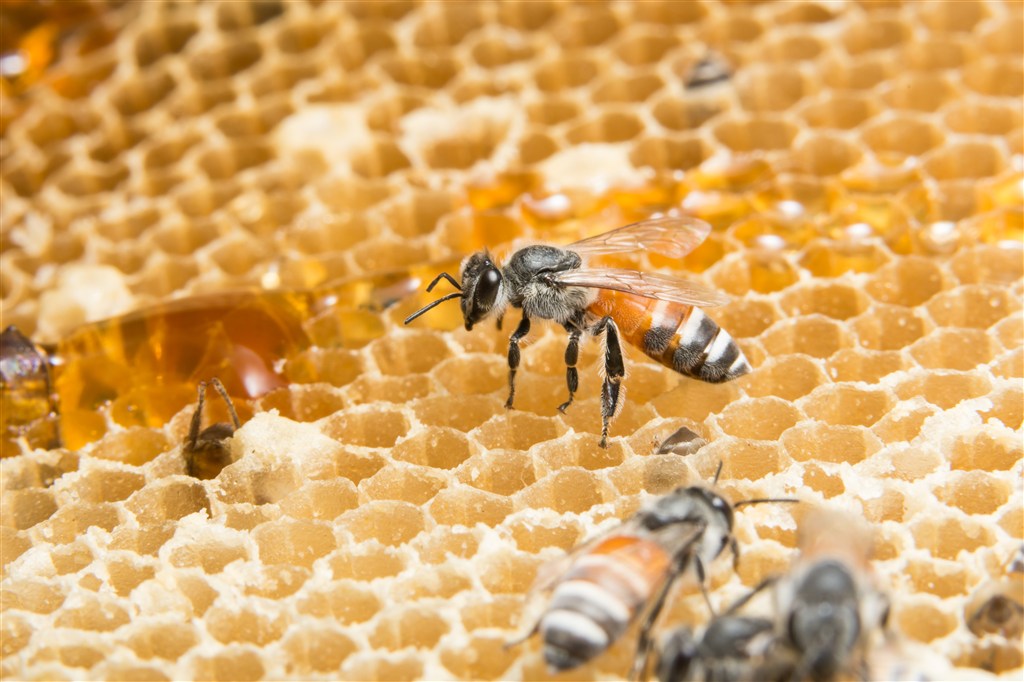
183,378,242,480
507,464,793,677
655,612,777,682
1,325,60,457
965,544,1024,641
770,510,890,682
404,217,750,447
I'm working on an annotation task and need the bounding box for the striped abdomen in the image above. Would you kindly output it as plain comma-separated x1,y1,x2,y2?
540,535,670,671
588,290,751,383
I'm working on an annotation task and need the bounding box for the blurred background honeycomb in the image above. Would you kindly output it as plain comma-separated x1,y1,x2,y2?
1,0,1021,679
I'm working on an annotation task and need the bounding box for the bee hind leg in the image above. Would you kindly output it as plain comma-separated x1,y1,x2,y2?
557,326,582,413
592,317,624,448
184,382,208,476
505,314,531,409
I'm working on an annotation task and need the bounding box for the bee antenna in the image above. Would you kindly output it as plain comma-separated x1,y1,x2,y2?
711,461,724,485
403,291,463,325
426,272,461,293
734,497,800,508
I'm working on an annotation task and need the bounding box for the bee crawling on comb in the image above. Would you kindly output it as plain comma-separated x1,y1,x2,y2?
404,216,751,447
183,377,242,480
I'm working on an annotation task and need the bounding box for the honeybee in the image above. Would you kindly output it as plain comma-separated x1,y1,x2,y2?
656,425,709,457
183,378,242,480
770,510,890,682
655,612,777,682
965,544,1024,641
404,217,750,447
507,465,793,677
1,325,60,457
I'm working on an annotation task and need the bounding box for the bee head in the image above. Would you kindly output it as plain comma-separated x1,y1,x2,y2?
459,251,502,331
641,485,734,531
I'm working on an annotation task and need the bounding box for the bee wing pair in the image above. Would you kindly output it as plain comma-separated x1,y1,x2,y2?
558,216,729,308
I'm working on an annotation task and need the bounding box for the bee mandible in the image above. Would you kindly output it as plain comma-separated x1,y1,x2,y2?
404,217,751,447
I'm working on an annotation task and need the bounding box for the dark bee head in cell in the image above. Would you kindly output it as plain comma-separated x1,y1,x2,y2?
788,559,861,679
184,378,242,480
459,251,502,330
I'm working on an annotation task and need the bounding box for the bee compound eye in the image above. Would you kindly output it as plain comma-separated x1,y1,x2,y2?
474,268,501,309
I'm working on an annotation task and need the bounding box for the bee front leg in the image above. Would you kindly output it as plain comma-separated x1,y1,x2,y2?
184,382,208,476
593,316,624,448
558,326,582,413
505,314,531,409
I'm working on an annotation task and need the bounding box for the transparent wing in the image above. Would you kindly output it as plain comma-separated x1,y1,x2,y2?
553,268,730,307
569,216,711,258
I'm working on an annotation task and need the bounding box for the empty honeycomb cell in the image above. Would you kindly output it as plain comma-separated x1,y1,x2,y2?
286,348,362,387
526,96,581,127
191,649,265,682
741,354,828,402
38,503,121,545
412,3,485,47
554,5,621,47
108,522,176,557
926,285,1019,330
440,633,519,680
133,18,198,67
951,429,1022,472
564,110,644,144
715,396,802,440
412,395,503,432
532,433,626,472
389,428,471,471
329,544,406,581
860,485,908,523
297,581,380,623
712,115,799,152
350,139,412,178
1,612,30,658
895,599,958,643
54,596,130,632
506,515,583,554
613,25,679,66
714,438,792,481
457,450,535,496
472,410,567,451
100,664,169,681
360,464,447,505
241,564,310,600
779,281,869,320
950,244,1024,287
322,408,408,448
943,100,1020,136
793,131,863,176
340,500,426,546
106,66,177,118
380,52,458,88
934,471,1011,516
629,135,708,172
761,315,853,359
801,383,896,428
195,141,274,181
168,534,248,574
369,331,452,376
413,526,480,564
428,485,512,527
253,517,336,567
925,140,1008,182
781,422,882,464
49,541,95,575
2,488,57,530
991,346,1023,379
341,654,424,682
515,468,611,514
909,328,997,371
124,622,198,659
911,515,995,561
369,606,451,651
798,91,878,130
894,370,992,411
278,478,358,521
735,64,814,112
124,479,210,525
873,402,941,445
106,555,156,597
861,113,945,160
274,16,329,54
963,57,1024,98
801,462,845,498
763,32,825,62
591,69,665,105
851,304,930,350
206,605,288,646
0,579,65,613
53,161,129,198
282,627,358,675
533,53,602,91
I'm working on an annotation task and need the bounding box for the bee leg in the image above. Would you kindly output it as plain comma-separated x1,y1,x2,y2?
629,549,692,681
505,314,531,409
693,555,716,616
593,317,624,448
209,377,241,430
557,327,582,413
184,381,208,476
730,536,740,572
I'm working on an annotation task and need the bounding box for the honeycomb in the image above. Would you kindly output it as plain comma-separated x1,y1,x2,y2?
1,0,1022,679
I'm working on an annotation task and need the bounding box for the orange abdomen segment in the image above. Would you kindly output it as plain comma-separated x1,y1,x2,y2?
563,535,672,606
587,289,751,383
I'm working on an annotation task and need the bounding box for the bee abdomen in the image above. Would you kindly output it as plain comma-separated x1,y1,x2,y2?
662,308,750,384
541,562,646,670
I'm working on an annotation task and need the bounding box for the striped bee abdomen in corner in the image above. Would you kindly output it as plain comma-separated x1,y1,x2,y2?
589,290,751,384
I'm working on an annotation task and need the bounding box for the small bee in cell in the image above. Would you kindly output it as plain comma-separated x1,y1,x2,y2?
183,378,242,480
656,425,709,457
404,217,750,447
768,510,891,682
507,463,794,677
965,543,1024,641
654,607,778,682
